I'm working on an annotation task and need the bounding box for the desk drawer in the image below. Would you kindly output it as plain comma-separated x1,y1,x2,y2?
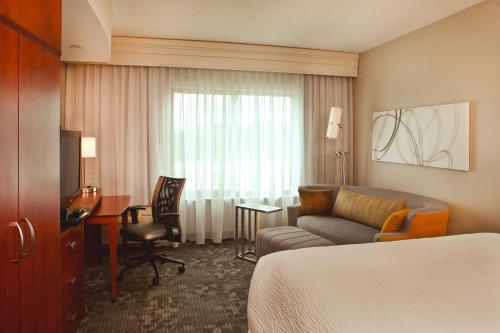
63,298,84,333
61,223,85,333
62,260,84,333
61,223,84,268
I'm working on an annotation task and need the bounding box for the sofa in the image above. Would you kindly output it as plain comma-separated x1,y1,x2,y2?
287,185,449,245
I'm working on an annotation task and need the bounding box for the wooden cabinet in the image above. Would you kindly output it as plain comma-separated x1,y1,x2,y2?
0,23,20,333
0,0,62,51
0,2,62,332
18,34,62,333
61,223,85,333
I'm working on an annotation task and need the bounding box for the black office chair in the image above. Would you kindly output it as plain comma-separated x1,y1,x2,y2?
118,176,186,285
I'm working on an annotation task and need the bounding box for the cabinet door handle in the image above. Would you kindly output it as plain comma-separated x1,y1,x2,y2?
67,241,77,251
9,222,24,263
20,218,35,258
67,276,77,286
66,313,77,322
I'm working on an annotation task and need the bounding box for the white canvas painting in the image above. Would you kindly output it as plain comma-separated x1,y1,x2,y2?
372,102,470,171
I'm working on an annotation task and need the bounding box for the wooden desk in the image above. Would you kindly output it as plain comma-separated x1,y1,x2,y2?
86,196,130,302
70,189,102,213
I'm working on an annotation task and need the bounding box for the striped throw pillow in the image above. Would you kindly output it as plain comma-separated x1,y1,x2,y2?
332,187,407,230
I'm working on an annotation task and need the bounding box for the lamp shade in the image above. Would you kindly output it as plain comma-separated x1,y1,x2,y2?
326,107,343,139
81,137,96,158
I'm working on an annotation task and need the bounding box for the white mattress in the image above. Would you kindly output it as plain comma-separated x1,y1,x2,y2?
248,233,500,333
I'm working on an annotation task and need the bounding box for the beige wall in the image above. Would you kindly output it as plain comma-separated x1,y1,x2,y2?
354,0,500,234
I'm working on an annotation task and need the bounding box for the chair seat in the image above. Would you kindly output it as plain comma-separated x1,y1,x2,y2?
121,222,166,242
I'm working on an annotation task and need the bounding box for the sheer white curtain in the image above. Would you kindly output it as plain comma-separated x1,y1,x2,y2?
166,68,304,243
64,64,304,243
64,65,152,203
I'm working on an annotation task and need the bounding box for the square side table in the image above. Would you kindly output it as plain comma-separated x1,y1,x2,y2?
234,203,283,263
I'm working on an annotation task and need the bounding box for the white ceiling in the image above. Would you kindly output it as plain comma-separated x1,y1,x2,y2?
112,0,484,53
62,0,112,62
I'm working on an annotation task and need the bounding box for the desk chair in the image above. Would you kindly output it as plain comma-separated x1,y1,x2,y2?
119,176,186,285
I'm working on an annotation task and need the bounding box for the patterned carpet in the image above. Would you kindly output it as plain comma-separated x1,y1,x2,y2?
78,240,255,333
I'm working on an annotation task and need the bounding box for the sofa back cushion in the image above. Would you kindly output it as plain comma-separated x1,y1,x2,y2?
332,187,407,229
298,189,333,217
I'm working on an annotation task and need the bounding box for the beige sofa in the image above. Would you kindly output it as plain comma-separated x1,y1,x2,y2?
287,185,449,245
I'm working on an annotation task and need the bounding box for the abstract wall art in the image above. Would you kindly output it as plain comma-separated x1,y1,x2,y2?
372,102,470,171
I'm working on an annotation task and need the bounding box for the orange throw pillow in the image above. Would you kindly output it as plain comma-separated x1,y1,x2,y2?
381,208,410,233
298,189,333,217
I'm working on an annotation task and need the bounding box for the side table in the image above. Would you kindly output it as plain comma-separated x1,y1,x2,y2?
234,203,282,263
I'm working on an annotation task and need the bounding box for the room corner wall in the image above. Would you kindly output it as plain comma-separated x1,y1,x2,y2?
353,0,500,234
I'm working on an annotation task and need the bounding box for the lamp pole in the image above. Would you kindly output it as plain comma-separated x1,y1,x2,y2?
331,125,349,185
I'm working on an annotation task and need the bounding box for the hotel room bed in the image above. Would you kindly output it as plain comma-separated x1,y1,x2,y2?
247,233,500,333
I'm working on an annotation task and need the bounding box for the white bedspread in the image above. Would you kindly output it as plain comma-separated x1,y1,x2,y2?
248,233,500,333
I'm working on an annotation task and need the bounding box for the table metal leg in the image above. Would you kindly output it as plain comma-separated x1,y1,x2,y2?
253,210,258,241
235,208,258,263
234,206,238,240
241,208,245,240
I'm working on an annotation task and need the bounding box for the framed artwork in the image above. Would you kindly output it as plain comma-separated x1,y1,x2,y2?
372,102,470,171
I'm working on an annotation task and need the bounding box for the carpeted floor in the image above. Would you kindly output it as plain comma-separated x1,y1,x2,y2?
78,240,255,333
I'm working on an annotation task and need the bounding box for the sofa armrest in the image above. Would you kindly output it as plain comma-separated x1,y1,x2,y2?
287,204,301,227
377,209,449,242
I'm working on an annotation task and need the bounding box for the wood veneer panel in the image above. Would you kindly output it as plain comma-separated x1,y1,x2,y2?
69,189,102,213
0,1,19,25
0,23,20,333
0,0,61,50
92,196,131,217
19,34,62,333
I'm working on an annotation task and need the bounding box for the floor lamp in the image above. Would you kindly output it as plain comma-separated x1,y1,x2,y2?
326,107,349,185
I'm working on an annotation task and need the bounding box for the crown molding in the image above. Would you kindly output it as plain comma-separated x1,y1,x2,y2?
104,37,358,77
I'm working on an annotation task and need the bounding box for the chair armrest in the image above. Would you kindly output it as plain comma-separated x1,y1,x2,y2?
129,205,148,211
376,209,449,242
127,205,149,224
287,204,301,227
156,213,182,242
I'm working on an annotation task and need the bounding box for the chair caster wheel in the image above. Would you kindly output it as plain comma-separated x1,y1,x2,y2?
178,265,186,274
152,277,160,286
117,273,124,282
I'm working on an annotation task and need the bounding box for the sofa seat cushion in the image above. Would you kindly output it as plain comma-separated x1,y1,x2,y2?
297,215,378,245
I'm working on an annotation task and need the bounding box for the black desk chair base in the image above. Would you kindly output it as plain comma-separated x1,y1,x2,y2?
118,241,186,286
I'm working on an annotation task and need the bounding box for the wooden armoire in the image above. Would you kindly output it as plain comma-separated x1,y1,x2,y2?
0,1,62,332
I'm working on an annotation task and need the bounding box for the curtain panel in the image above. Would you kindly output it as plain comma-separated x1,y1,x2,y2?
64,64,304,243
64,64,353,243
303,75,353,184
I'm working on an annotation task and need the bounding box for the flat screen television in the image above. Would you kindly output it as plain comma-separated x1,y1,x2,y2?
60,129,81,212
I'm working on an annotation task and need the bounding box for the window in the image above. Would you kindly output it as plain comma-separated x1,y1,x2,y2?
172,86,303,201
